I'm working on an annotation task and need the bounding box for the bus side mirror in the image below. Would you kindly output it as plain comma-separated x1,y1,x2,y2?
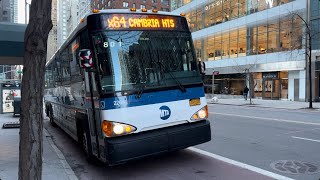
78,49,94,68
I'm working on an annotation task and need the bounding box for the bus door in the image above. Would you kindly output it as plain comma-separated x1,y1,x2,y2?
83,70,102,159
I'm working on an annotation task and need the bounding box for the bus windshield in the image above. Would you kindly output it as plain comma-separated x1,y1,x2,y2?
92,30,201,93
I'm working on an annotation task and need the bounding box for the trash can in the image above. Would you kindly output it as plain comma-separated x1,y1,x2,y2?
13,96,21,117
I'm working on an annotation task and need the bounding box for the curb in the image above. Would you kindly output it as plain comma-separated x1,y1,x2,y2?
44,128,78,180
207,101,318,111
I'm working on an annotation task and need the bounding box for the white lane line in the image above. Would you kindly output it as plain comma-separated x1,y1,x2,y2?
188,147,294,180
291,136,320,143
211,112,320,126
283,128,320,135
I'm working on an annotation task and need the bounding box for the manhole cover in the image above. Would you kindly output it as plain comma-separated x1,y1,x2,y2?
2,121,20,129
271,160,319,174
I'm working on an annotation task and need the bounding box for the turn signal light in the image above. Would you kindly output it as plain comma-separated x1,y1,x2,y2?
102,121,113,137
92,9,100,13
102,120,137,137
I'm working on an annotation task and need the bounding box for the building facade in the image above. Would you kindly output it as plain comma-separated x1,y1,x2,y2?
310,0,320,101
57,0,71,47
58,0,171,48
0,0,14,80
91,0,170,11
172,0,320,101
0,0,12,22
47,0,58,61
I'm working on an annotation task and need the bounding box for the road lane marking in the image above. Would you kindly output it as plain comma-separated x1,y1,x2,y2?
188,147,294,180
291,136,320,143
283,128,320,135
211,112,320,126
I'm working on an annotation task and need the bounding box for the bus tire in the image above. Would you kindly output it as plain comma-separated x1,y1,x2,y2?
78,118,97,163
49,109,56,127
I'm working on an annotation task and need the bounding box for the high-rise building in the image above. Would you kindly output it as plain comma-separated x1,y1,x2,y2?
12,0,18,23
90,0,170,12
47,0,58,61
57,0,71,47
58,0,171,46
0,0,15,80
0,0,12,22
172,0,320,101
310,0,320,101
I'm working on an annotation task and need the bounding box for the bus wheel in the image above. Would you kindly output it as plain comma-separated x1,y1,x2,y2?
49,110,56,127
82,131,96,163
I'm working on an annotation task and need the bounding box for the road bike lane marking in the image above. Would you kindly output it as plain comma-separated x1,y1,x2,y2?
211,112,320,126
188,147,294,180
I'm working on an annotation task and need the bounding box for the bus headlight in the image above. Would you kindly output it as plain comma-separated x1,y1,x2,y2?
190,105,208,121
102,120,137,137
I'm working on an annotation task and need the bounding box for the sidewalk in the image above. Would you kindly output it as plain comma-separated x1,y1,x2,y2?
207,96,320,110
0,113,78,180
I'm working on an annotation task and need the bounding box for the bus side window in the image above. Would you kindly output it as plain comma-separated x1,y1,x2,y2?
70,37,81,78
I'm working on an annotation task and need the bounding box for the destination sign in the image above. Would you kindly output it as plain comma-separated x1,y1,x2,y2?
101,14,188,31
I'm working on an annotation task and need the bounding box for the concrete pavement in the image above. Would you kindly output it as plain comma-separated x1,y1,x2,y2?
0,113,77,180
206,95,320,110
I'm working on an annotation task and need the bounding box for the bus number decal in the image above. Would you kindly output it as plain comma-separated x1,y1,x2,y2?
103,42,122,48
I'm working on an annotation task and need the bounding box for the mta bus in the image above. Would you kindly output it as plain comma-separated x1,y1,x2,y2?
44,9,211,165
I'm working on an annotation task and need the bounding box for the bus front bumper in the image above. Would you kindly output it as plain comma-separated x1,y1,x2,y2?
103,120,211,165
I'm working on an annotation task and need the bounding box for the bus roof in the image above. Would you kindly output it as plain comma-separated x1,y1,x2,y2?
46,9,183,66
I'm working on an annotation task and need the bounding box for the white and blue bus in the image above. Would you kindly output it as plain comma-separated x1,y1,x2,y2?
44,9,211,165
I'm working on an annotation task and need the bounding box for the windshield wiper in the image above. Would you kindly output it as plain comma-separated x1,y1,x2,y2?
157,61,186,93
145,34,186,93
135,84,145,99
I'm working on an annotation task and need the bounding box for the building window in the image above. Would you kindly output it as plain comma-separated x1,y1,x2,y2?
152,0,157,3
161,0,169,5
133,3,136,8
3,11,7,15
140,4,146,9
161,8,169,11
123,1,129,7
108,1,111,6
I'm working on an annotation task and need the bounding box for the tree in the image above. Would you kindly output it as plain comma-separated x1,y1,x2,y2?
232,61,257,105
19,0,52,179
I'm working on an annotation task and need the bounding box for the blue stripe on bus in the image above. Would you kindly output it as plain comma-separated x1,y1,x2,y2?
100,86,205,110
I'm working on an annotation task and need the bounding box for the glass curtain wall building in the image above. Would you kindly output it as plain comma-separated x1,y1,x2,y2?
172,0,319,101
311,0,320,101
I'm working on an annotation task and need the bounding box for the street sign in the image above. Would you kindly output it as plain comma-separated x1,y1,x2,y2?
213,71,219,75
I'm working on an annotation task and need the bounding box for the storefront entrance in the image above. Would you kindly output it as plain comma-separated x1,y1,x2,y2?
262,79,280,100
260,72,288,100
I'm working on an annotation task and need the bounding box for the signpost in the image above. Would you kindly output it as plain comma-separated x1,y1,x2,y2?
212,71,219,95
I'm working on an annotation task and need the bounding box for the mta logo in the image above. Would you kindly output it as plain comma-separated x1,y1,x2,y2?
160,106,171,120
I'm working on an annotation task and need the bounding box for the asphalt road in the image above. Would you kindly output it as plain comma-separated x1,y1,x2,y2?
43,106,290,180
195,104,320,180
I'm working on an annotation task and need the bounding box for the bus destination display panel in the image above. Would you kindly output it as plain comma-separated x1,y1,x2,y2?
100,14,189,31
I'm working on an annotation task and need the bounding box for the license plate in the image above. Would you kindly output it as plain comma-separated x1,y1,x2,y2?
189,98,200,106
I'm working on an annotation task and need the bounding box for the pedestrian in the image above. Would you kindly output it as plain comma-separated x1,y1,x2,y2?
198,58,206,81
243,86,249,100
